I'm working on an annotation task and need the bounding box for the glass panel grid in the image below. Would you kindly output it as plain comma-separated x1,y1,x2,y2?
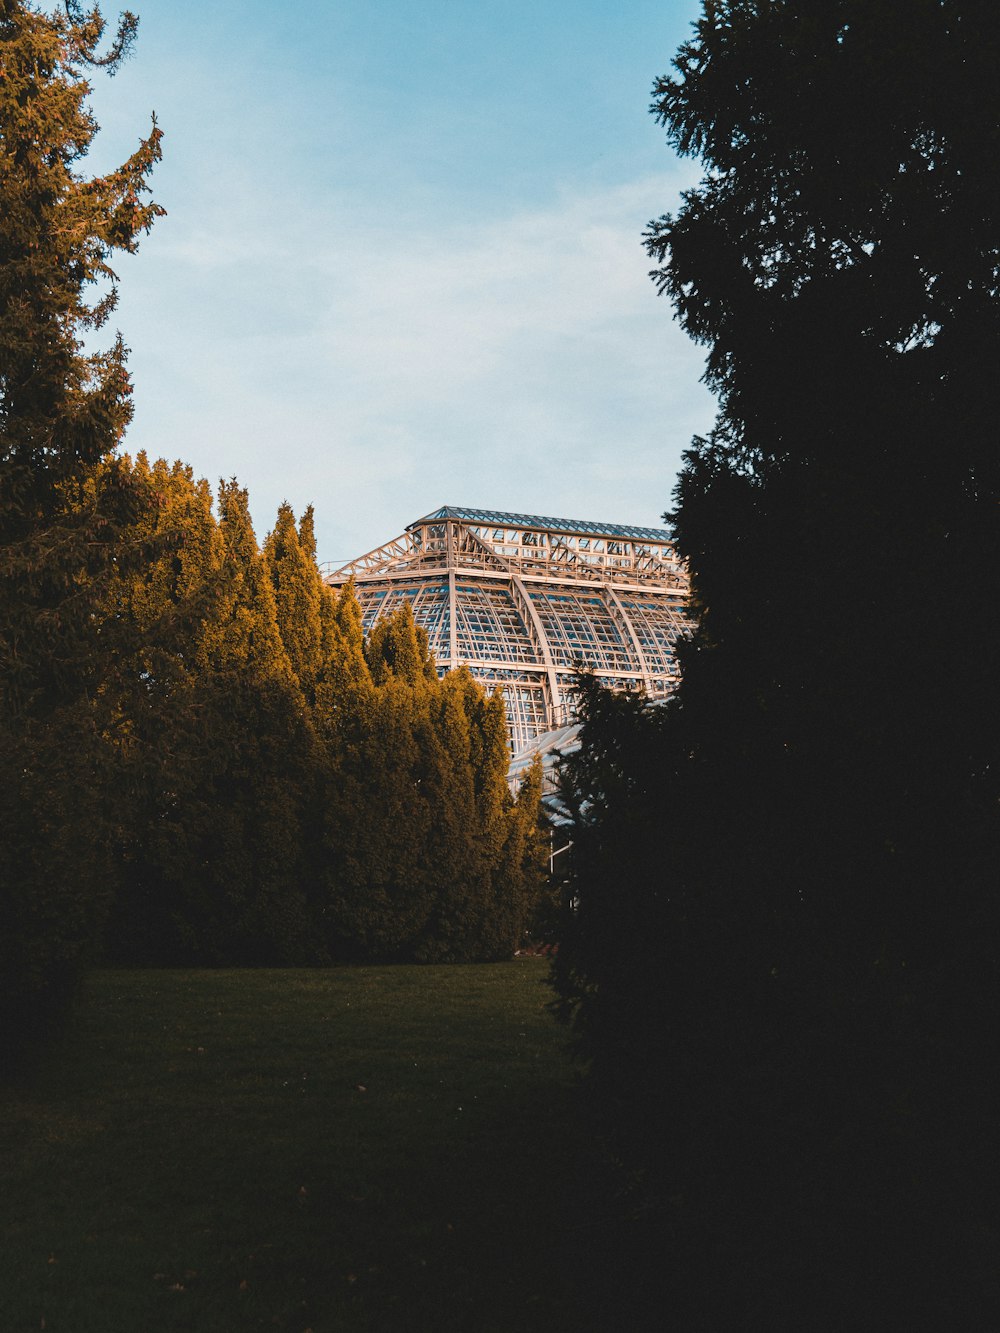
532,588,636,671
618,594,686,675
335,511,689,753
454,583,535,666
356,581,450,656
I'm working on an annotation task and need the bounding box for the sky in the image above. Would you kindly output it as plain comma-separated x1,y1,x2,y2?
83,0,715,565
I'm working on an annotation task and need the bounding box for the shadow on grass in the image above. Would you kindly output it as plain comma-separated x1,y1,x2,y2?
312,1078,669,1333
0,965,670,1333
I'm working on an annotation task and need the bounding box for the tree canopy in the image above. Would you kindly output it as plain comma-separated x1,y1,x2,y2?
1,3,547,1058
0,0,162,1053
102,478,548,971
553,3,1000,1325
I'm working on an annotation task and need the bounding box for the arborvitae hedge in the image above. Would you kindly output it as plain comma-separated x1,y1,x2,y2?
1,1,546,1062
101,476,547,968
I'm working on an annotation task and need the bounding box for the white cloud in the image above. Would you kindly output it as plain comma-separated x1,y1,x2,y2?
118,166,715,561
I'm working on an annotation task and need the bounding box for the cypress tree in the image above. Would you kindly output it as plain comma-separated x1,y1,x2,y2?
473,686,515,865
192,481,318,963
208,480,291,676
321,604,435,957
116,455,224,660
327,580,374,698
264,500,325,695
411,669,481,962
297,503,317,560
311,581,374,762
101,454,227,962
365,600,432,687
479,692,545,958
313,592,546,963
106,476,322,965
502,754,551,950
310,580,372,956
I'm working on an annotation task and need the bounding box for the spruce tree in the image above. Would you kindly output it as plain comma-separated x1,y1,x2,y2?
0,0,162,1054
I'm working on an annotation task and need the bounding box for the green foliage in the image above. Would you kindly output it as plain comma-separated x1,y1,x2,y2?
410,670,482,962
364,599,434,687
316,610,544,964
509,753,552,944
96,482,543,971
554,4,1000,1323
106,471,321,966
264,500,325,693
0,0,161,1056
323,607,466,961
0,3,560,1002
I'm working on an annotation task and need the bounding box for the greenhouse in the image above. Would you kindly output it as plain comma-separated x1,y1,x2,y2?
325,505,690,755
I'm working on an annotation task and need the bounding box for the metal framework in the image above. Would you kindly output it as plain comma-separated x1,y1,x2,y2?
324,505,690,755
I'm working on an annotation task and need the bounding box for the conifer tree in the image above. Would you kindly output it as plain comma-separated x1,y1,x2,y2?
208,480,291,676
415,675,513,960
0,0,162,1054
309,580,372,955
365,600,434,687
184,481,318,962
555,4,1000,1322
466,683,549,959
327,580,375,698
507,755,551,947
264,500,325,694
297,503,317,561
104,474,322,965
411,669,482,962
101,455,227,961
320,604,435,957
311,581,374,770
473,686,515,861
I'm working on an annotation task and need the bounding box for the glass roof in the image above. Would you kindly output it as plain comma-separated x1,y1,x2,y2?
412,505,671,542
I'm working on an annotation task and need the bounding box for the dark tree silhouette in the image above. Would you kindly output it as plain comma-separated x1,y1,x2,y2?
0,0,162,1056
553,4,1000,1326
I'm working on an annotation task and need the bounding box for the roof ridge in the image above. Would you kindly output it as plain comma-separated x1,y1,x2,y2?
412,505,670,541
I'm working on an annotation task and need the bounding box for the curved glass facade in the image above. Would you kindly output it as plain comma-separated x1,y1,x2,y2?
326,506,691,755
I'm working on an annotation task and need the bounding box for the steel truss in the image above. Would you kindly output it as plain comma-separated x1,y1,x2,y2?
324,506,690,756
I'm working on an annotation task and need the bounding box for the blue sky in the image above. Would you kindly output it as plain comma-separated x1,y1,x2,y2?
86,0,714,563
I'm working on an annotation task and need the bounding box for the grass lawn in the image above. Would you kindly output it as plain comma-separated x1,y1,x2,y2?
0,961,624,1332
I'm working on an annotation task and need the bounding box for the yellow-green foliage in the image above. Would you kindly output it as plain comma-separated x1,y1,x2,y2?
211,481,293,679
101,487,547,970
112,454,225,672
0,0,549,1027
264,501,325,693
